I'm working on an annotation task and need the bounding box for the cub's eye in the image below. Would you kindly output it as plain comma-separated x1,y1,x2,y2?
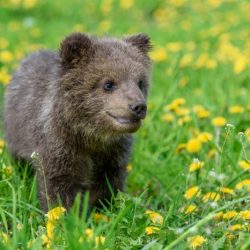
138,80,144,90
103,81,115,91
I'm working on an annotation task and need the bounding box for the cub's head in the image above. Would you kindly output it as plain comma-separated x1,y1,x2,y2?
59,32,152,136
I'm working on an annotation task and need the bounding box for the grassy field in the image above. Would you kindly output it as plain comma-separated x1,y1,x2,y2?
0,0,250,249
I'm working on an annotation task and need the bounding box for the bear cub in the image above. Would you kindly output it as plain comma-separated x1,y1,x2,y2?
4,32,152,211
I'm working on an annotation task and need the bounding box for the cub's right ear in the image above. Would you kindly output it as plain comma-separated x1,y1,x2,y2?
59,33,93,69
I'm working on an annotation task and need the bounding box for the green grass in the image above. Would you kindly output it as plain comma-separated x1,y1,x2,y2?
0,0,250,249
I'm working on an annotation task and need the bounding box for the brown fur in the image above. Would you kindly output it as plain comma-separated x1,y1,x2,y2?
4,32,152,211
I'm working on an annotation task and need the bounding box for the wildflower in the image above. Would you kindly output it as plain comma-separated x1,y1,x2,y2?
0,139,5,148
41,234,51,248
214,211,223,221
161,113,175,122
207,149,216,158
184,186,201,200
150,47,168,62
0,50,13,63
179,53,193,68
225,232,235,240
179,77,188,87
0,232,8,245
85,228,105,246
2,165,13,178
186,138,202,153
126,164,132,172
164,98,186,111
167,42,183,52
85,228,94,239
46,207,66,222
0,68,11,85
145,226,160,235
95,236,105,245
189,159,204,172
239,160,250,170
234,55,248,74
235,179,250,191
46,221,55,239
176,143,186,153
0,38,9,49
145,210,163,225
93,213,109,223
184,204,198,214
202,192,220,202
120,0,133,9
245,128,250,142
229,105,244,114
23,0,37,9
99,20,111,32
175,107,190,116
229,224,245,231
239,210,250,220
219,187,235,195
193,105,211,119
197,132,213,143
177,115,191,126
187,235,206,248
223,211,238,220
212,116,226,127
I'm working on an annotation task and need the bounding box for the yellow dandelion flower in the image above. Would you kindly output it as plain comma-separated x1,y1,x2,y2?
99,20,111,32
225,232,235,240
219,187,235,195
176,143,186,153
0,50,13,63
0,68,11,85
2,165,13,177
145,210,163,225
161,113,175,122
175,107,190,116
229,224,245,231
47,206,66,222
212,116,226,127
187,235,206,248
150,47,168,62
0,38,9,49
229,105,245,114
126,163,132,172
239,210,250,220
234,55,248,74
184,186,201,200
177,116,191,126
0,139,5,148
95,236,105,245
223,211,238,220
193,105,211,119
245,128,250,142
85,228,94,239
189,159,204,172
93,213,109,223
239,160,250,171
46,221,55,239
179,53,193,68
214,211,223,221
0,232,8,245
120,0,133,9
41,234,50,248
186,138,202,153
207,149,216,158
197,132,213,143
179,77,188,88
145,226,160,235
235,179,250,191
202,192,220,202
184,204,198,214
23,0,37,9
167,42,183,52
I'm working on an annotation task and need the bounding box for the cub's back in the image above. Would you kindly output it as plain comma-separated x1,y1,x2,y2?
4,50,60,159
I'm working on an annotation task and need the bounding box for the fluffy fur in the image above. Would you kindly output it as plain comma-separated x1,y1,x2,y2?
4,32,152,211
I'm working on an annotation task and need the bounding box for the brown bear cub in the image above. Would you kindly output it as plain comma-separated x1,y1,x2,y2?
4,32,152,211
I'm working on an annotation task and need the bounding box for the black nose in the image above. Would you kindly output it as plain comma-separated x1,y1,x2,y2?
130,102,147,118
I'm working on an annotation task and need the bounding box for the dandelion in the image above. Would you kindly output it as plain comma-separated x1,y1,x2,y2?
161,113,175,122
99,20,111,32
186,138,202,153
212,116,226,127
187,235,206,248
234,55,248,74
145,210,163,225
214,211,223,221
174,107,190,116
0,68,11,85
179,53,193,68
176,143,186,153
120,0,133,9
239,210,250,220
184,186,201,200
177,115,191,126
46,221,55,239
235,179,250,191
145,226,160,235
229,105,244,114
189,159,204,172
225,232,235,240
219,187,235,195
0,50,13,63
150,47,168,62
207,149,216,158
126,164,132,172
41,234,51,248
184,204,198,214
223,211,238,220
239,160,250,170
229,224,245,231
202,192,220,202
93,213,109,223
197,132,213,143
46,206,66,222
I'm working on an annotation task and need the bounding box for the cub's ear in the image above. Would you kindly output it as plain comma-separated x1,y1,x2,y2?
124,33,152,54
59,32,93,69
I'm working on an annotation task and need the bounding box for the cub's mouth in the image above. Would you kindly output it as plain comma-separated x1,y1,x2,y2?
106,111,141,125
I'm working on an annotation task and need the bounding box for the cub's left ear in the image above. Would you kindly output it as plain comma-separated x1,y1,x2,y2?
124,33,152,54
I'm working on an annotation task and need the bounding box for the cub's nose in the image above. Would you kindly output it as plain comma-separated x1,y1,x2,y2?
130,102,147,119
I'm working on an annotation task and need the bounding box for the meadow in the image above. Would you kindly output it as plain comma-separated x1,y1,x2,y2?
0,0,250,249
